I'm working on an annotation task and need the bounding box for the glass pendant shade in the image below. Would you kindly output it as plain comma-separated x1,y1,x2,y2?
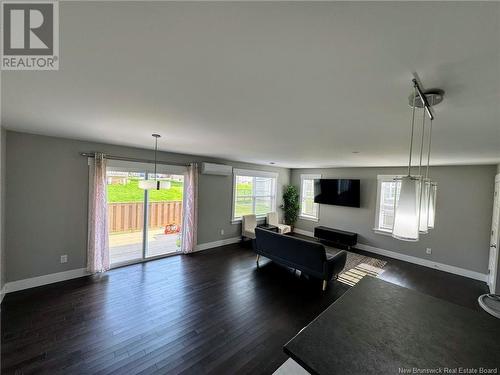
138,180,171,190
392,176,421,242
427,182,437,229
418,179,431,233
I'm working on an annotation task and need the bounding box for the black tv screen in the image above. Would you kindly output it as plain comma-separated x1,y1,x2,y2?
314,179,360,207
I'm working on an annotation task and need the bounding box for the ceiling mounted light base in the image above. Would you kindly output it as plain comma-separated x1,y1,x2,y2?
408,89,445,108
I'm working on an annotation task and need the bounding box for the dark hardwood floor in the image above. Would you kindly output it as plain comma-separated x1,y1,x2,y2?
1,242,489,375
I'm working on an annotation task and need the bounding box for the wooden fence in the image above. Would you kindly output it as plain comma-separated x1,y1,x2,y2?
108,201,183,233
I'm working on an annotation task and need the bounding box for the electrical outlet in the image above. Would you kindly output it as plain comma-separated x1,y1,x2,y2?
220,229,224,236
60,255,68,263
426,248,432,255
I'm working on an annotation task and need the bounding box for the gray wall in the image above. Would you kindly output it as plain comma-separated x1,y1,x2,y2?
291,165,497,274
5,131,289,282
0,128,5,294
4,129,496,283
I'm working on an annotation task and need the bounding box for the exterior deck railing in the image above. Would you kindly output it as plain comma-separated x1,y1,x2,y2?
108,201,183,233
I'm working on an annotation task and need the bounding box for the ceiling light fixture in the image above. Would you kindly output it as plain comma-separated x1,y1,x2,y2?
425,96,439,230
138,134,171,190
414,90,441,232
392,82,421,241
392,79,443,241
418,108,430,234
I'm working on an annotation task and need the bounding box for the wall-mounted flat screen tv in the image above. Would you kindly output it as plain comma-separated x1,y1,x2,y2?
314,179,360,207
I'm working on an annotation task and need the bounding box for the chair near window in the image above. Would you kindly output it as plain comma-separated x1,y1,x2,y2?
266,212,291,234
242,214,257,240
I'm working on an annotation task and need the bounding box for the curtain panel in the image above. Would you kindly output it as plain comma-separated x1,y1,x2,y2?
181,163,199,253
87,153,110,273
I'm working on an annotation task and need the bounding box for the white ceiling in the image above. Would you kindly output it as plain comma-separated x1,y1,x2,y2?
2,1,500,168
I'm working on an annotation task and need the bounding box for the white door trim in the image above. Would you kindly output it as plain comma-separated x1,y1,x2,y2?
487,174,500,293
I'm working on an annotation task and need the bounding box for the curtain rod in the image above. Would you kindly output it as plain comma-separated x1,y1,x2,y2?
80,152,190,167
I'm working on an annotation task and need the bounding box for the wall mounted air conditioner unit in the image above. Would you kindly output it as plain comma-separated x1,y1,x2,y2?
200,162,233,176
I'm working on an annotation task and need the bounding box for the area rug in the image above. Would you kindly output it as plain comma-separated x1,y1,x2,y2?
325,247,387,287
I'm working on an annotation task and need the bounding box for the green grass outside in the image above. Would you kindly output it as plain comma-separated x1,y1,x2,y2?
107,179,183,203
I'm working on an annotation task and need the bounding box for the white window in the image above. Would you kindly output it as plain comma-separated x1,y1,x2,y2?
300,174,321,221
374,175,402,233
232,169,278,222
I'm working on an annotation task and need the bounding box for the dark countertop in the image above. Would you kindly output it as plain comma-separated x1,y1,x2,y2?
284,277,500,375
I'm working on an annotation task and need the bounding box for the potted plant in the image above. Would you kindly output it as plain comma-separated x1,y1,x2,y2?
281,185,300,229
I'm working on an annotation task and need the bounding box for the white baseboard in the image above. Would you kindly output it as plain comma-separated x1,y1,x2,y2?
4,268,90,294
292,228,487,282
355,243,488,282
194,237,241,252
3,232,485,296
3,238,241,295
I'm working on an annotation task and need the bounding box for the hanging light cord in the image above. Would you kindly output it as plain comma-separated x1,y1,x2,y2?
407,84,417,176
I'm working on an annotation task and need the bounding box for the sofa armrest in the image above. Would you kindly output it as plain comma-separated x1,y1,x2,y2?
324,250,347,281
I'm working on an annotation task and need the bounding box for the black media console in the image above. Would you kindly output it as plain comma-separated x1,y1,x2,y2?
314,226,358,250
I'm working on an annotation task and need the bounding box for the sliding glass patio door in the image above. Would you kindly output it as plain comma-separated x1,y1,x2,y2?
145,172,184,259
107,171,147,265
106,163,185,267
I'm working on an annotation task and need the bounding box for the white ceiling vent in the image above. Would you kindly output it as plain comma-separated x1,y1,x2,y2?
200,162,233,176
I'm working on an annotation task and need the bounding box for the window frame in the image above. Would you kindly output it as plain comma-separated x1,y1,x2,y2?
374,174,403,235
231,168,278,223
299,174,321,221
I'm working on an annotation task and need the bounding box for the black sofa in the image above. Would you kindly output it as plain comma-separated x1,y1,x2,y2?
254,227,347,291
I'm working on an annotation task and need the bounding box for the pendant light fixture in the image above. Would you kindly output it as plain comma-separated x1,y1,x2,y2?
419,178,431,233
138,134,172,190
426,96,438,229
427,182,437,229
392,78,443,241
392,82,422,242
418,105,430,234
417,92,441,231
